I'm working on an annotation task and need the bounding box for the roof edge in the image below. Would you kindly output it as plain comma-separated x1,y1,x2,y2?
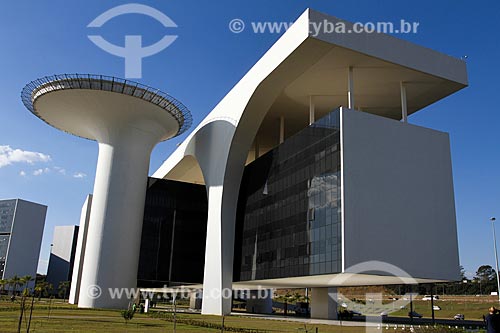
307,9,468,86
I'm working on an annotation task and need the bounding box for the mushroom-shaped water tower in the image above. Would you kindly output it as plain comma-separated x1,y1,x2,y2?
22,74,192,308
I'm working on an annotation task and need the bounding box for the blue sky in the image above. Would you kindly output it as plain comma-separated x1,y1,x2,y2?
0,0,498,279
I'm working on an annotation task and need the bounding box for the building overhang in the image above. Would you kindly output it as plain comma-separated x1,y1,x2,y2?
138,272,451,294
153,9,467,183
233,274,449,289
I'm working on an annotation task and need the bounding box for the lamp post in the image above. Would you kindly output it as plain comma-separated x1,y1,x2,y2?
490,217,500,303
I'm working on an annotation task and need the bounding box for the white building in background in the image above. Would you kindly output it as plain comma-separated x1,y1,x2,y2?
46,225,79,291
69,194,92,305
0,199,46,286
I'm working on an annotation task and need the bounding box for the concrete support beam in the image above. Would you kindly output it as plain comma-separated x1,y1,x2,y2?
348,66,354,109
279,116,285,144
309,96,315,125
400,81,408,123
189,291,203,310
310,287,338,320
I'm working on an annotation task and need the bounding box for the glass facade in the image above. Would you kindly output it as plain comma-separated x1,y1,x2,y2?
0,235,9,278
0,199,16,233
137,178,208,288
234,109,342,281
0,199,15,278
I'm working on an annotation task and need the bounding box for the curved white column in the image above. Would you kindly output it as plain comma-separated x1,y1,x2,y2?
78,127,158,309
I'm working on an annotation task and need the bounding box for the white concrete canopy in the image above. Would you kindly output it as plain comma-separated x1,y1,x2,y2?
152,9,467,316
22,74,191,309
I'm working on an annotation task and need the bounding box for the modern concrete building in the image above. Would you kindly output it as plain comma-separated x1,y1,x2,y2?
150,9,466,317
0,199,46,286
29,9,467,318
46,225,79,291
22,75,192,308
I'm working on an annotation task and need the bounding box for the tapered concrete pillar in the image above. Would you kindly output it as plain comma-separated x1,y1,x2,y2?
310,287,338,320
190,291,203,310
201,185,235,315
78,131,157,308
21,74,192,309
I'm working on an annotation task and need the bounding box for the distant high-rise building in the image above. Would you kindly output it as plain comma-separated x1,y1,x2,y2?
0,199,47,286
69,195,92,305
46,225,79,291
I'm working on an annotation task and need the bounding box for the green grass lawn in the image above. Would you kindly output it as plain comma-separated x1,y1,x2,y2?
380,296,493,321
0,296,487,333
0,297,385,333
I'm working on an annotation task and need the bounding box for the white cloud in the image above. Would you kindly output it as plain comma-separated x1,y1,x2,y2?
0,145,51,168
54,166,66,175
19,170,26,177
73,172,87,179
33,168,50,176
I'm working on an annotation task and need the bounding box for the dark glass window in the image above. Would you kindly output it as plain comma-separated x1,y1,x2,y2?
234,108,342,281
137,178,208,288
0,234,9,278
0,200,16,233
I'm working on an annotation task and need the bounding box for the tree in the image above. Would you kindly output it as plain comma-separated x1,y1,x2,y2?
16,275,32,333
474,265,498,295
475,265,496,283
459,265,467,281
121,309,135,325
58,281,70,302
0,279,7,295
34,281,51,301
27,280,48,333
20,275,32,291
9,275,21,296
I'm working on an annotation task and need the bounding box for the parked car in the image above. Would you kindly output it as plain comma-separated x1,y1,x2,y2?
422,295,439,301
454,314,465,320
408,311,423,318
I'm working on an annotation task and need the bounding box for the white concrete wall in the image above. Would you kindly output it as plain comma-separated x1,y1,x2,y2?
3,199,46,287
69,195,92,304
341,110,460,281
